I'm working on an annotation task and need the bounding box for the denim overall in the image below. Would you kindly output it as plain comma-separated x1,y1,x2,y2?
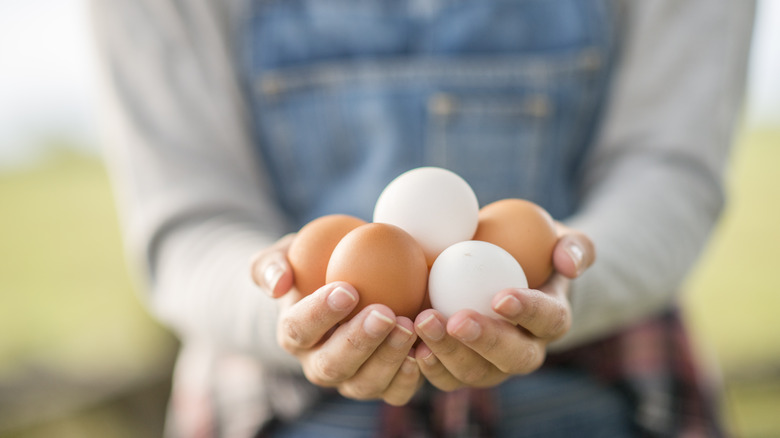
243,1,633,436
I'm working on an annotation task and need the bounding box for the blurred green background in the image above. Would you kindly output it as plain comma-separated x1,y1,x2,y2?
0,144,178,438
0,129,778,437
682,128,780,438
2,1,780,437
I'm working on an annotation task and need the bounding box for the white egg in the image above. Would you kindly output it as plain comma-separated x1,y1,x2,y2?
428,240,528,319
373,167,479,265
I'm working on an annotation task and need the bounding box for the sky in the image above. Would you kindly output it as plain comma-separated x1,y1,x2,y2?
748,0,780,125
0,0,97,168
0,0,778,169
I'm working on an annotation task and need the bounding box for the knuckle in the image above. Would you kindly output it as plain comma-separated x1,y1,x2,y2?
524,292,543,324
277,318,305,352
511,343,545,374
545,304,571,339
303,369,327,387
346,333,378,354
302,365,330,387
311,354,350,384
373,349,404,367
421,366,462,392
458,363,490,386
438,339,460,357
481,329,501,354
340,380,384,400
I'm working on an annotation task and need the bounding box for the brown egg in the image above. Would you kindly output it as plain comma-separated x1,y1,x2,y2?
473,199,558,289
288,214,367,295
326,223,428,320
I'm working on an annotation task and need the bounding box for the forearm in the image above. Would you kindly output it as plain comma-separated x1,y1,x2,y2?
551,0,754,350
92,0,298,368
152,216,299,369
554,152,724,350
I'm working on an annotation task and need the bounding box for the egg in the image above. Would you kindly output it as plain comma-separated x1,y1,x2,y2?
373,167,479,266
326,223,428,320
472,199,558,289
428,240,528,319
288,214,367,295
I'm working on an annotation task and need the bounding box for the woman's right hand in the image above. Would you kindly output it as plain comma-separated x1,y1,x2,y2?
251,237,423,406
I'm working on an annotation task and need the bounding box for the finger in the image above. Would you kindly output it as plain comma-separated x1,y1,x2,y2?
492,278,572,340
303,305,397,386
446,310,546,375
414,342,464,392
338,318,417,400
381,356,424,406
277,282,359,353
414,310,504,388
552,224,595,279
251,234,296,298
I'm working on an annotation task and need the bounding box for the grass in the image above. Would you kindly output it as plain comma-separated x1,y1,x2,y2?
0,129,778,437
0,148,176,436
682,127,780,437
683,129,780,367
0,149,172,373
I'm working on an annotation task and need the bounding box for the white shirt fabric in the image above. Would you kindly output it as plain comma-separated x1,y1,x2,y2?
90,0,754,435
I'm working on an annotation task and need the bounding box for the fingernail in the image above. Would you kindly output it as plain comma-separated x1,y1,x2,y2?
327,286,357,311
566,242,584,275
388,324,414,349
452,318,481,342
401,356,417,374
364,310,395,337
422,351,438,367
495,295,522,318
263,262,284,294
418,314,445,341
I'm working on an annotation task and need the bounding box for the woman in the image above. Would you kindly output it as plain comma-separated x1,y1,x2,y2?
92,0,754,436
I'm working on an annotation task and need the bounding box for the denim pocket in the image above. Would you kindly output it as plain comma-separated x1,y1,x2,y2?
422,49,606,215
252,61,431,225
425,90,551,206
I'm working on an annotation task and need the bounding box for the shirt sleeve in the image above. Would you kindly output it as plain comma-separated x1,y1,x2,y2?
91,0,300,369
552,0,755,350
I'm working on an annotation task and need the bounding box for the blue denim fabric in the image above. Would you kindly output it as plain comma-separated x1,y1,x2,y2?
243,0,616,229
242,1,624,436
270,370,634,438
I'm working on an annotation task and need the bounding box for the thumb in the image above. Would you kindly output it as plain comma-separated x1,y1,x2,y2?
250,233,296,298
552,224,595,279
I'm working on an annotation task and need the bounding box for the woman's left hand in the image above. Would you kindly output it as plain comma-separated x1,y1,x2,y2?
413,225,594,391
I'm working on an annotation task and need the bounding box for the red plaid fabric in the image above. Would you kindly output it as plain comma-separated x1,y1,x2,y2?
545,308,725,438
376,307,724,438
168,308,724,437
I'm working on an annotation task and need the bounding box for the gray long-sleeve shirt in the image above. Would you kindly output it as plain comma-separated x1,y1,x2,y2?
90,0,754,434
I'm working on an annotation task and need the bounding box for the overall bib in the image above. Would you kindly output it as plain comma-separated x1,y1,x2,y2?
241,1,639,436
